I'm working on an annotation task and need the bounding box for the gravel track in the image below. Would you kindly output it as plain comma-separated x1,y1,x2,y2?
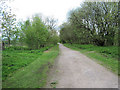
45,44,118,88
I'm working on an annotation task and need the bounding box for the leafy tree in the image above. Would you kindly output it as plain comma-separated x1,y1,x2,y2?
60,2,118,46
21,16,49,49
1,0,16,46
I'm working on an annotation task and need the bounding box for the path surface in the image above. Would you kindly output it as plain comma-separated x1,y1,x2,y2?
45,44,118,88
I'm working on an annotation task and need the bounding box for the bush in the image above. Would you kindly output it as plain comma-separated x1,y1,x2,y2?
5,46,31,50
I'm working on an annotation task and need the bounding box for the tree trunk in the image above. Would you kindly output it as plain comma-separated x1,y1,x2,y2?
8,37,10,46
2,42,5,50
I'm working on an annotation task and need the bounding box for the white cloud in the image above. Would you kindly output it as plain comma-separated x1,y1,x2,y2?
9,0,84,26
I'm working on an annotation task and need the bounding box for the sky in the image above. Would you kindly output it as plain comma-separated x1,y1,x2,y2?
8,0,84,26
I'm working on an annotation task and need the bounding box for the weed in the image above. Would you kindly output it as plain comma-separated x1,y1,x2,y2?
50,81,58,88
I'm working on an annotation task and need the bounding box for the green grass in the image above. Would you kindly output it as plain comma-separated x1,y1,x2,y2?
64,43,119,75
2,45,54,81
2,45,59,88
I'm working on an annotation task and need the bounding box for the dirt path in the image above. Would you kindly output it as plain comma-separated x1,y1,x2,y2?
45,44,118,88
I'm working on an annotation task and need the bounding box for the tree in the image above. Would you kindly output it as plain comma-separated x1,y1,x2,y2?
21,15,49,49
60,2,118,46
44,17,59,45
44,17,58,30
1,0,16,46
2,11,16,46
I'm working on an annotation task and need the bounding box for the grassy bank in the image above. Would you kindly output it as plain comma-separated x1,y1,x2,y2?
64,44,119,75
2,45,59,88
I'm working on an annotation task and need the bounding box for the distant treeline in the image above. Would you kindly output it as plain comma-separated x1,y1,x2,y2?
1,7,59,50
60,2,118,46
1,1,59,49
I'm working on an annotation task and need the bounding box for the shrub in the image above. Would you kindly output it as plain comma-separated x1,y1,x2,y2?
5,46,31,50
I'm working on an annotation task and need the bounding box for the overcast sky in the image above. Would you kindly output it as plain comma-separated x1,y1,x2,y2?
8,0,84,26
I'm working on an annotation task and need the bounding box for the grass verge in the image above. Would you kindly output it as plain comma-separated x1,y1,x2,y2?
2,44,54,81
64,43,119,76
2,45,59,88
